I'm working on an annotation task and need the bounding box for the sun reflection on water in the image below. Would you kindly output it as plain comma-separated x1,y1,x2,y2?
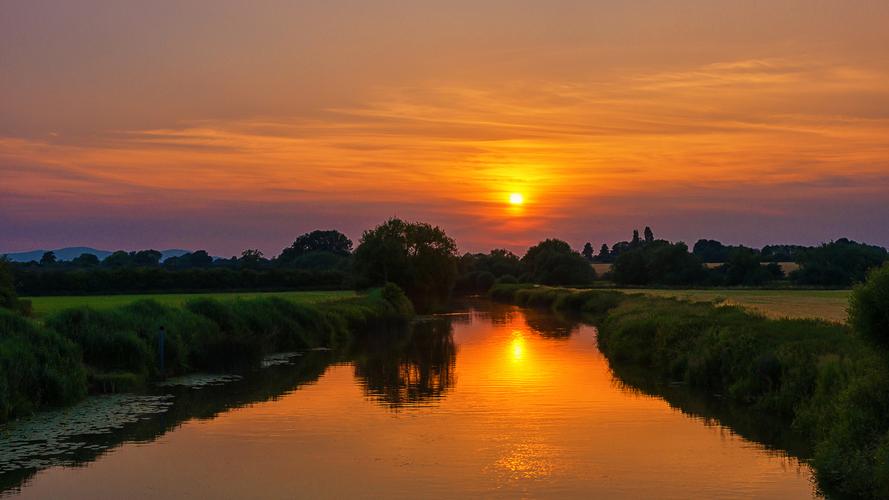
510,330,526,362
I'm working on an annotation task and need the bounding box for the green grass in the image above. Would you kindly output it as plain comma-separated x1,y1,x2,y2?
24,291,357,318
608,288,851,323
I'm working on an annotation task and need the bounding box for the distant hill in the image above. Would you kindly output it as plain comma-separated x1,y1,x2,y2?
1,247,192,263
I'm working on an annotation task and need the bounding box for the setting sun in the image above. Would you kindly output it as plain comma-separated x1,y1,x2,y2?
509,193,525,205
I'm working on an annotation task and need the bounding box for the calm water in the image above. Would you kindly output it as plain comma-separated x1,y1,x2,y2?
1,302,815,498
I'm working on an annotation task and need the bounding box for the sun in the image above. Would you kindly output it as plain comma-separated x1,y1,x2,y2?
508,193,524,205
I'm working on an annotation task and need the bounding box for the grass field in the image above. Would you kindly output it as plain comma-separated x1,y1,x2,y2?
25,290,357,317
591,262,800,275
609,288,851,323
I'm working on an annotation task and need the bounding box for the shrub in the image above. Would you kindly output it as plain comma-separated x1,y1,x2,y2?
849,263,889,349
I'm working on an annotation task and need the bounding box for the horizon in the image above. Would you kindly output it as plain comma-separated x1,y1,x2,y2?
3,1,889,256
1,226,886,260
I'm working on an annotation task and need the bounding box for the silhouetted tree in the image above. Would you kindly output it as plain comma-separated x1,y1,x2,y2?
239,249,265,269
103,251,132,267
279,230,352,262
612,241,705,285
792,239,888,286
597,243,611,262
644,226,654,244
354,218,458,312
131,250,162,267
40,251,57,265
632,229,641,247
71,253,100,267
521,239,596,285
582,242,595,262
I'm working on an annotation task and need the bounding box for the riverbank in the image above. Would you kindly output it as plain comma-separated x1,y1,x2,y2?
490,280,889,499
0,285,413,423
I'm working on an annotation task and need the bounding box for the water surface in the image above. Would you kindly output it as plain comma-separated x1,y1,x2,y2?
1,302,815,498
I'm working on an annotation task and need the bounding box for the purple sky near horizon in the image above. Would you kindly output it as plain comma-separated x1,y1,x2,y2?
3,1,889,256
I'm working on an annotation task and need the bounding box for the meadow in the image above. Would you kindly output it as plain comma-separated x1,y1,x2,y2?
24,290,356,317
612,288,851,323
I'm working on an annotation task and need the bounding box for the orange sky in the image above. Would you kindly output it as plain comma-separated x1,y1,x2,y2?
2,1,888,255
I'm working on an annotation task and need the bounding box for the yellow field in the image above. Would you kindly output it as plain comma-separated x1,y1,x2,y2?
592,262,800,274
609,288,851,323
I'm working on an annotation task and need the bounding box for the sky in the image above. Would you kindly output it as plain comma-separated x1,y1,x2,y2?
2,0,889,257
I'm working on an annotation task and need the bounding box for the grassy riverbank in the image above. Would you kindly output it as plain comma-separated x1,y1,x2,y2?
24,290,357,317
0,285,413,423
491,273,889,499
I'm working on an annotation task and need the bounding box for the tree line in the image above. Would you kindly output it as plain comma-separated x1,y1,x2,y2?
4,222,888,312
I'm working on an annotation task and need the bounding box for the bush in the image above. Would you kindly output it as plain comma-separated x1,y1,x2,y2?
496,274,518,285
849,263,889,349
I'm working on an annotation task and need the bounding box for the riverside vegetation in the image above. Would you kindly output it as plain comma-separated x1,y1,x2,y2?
491,262,889,500
0,283,413,423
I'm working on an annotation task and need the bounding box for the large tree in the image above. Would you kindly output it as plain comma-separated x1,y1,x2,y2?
521,239,596,285
279,230,352,259
354,219,458,312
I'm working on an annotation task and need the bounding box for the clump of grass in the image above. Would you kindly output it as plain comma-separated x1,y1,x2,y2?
0,308,87,421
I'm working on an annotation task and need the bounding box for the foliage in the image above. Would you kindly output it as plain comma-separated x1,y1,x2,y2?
0,308,87,421
354,218,458,312
849,263,889,349
0,259,17,311
520,239,595,285
792,238,888,287
278,230,353,262
1,287,412,422
714,248,780,286
612,241,705,285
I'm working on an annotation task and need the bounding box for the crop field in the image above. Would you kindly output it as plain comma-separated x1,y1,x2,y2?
610,288,851,323
592,262,800,274
25,290,357,317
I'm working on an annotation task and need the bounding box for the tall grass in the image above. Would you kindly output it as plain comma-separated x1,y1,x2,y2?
489,276,889,499
0,285,413,422
0,308,87,421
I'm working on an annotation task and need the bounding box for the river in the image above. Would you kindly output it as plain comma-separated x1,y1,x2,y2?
0,301,815,498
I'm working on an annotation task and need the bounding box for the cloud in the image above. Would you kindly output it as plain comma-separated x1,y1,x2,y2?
2,57,889,253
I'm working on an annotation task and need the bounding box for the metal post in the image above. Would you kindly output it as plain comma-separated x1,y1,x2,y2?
158,326,165,376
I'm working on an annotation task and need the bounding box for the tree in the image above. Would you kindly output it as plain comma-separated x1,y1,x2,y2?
644,226,654,244
0,258,18,310
792,239,888,286
612,241,705,285
597,244,611,262
188,250,214,267
71,253,100,267
354,218,458,312
632,230,641,247
239,249,265,269
103,251,132,267
40,251,57,265
279,230,353,263
721,248,769,286
582,242,595,262
693,239,729,263
131,250,162,267
521,239,596,285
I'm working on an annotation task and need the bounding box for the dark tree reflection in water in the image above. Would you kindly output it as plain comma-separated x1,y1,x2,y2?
351,318,457,409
